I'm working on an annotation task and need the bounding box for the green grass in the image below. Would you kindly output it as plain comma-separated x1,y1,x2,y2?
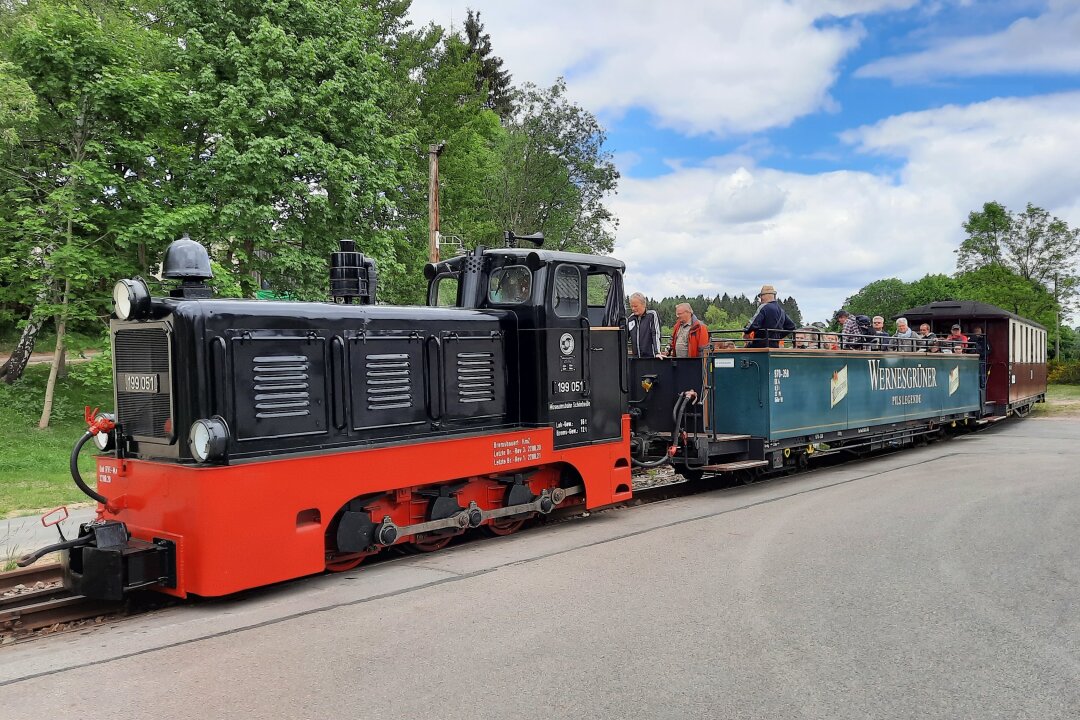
1032,383,1080,417
0,363,112,517
0,327,103,356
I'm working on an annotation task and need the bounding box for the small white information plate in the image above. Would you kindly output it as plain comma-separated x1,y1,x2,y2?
714,358,735,368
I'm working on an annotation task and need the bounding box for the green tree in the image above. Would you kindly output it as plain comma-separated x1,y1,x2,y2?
0,1,177,426
955,265,1057,328
166,0,420,300
464,9,513,118
843,278,910,322
958,201,1080,308
489,79,619,255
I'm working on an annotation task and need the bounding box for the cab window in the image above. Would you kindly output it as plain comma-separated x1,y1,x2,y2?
431,274,459,307
487,265,533,305
552,265,581,318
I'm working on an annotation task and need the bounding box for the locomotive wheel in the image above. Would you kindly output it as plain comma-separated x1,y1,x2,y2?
407,533,454,553
482,516,528,537
325,553,367,572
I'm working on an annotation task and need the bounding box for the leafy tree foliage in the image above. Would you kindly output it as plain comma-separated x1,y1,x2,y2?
958,201,1080,309
0,1,623,421
489,79,619,255
463,10,513,118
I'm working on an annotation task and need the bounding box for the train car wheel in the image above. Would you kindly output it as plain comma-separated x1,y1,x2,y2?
325,553,367,572
482,517,527,537
408,533,454,553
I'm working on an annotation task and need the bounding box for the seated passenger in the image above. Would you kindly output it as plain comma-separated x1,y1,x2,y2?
893,317,917,352
945,324,968,353
917,323,936,351
712,339,736,351
870,316,890,351
821,333,840,350
794,327,819,349
666,303,709,358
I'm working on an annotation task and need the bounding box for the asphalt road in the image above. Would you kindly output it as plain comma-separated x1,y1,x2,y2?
1,417,1078,719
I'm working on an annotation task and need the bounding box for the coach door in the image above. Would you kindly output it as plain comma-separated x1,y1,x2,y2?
585,269,627,442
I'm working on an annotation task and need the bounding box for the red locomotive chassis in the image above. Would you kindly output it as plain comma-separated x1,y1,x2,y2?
91,419,632,598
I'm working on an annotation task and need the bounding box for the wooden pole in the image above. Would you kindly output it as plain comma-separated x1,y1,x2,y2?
428,143,445,263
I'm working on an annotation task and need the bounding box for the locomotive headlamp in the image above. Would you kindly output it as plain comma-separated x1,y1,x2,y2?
112,278,150,320
188,417,229,463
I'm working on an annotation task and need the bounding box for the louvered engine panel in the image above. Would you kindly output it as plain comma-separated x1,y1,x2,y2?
231,336,327,441
350,335,426,431
442,333,507,421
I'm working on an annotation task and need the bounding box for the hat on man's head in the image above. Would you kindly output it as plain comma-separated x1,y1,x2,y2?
757,284,777,298
951,323,961,331
836,309,850,319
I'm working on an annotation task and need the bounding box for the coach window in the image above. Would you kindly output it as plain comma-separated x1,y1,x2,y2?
552,264,582,318
587,273,612,326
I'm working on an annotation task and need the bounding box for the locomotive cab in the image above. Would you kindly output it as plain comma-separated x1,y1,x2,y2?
425,246,628,449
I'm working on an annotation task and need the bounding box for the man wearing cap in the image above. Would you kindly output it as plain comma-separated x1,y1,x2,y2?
744,285,796,348
836,309,862,350
945,324,968,353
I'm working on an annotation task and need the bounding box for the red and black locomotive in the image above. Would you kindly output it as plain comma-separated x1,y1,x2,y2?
24,235,632,599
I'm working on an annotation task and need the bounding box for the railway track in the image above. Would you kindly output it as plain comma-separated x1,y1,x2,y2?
0,564,123,640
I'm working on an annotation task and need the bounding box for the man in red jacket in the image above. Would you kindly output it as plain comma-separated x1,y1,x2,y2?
667,303,709,358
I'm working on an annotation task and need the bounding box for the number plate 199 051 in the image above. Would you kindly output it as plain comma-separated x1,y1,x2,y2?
118,372,159,394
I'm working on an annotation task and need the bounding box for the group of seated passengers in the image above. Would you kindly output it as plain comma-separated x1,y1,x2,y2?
793,311,980,353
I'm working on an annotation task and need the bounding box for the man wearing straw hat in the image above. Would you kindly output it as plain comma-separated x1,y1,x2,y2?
743,284,796,348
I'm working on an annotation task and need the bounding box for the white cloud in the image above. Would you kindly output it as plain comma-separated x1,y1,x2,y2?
857,0,1080,82
616,92,1080,323
408,0,909,135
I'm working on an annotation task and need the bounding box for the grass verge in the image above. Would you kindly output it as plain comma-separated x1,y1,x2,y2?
0,362,112,517
1032,383,1080,418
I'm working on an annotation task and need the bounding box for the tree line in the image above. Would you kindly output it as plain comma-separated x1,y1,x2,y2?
843,202,1080,359
0,0,619,425
640,293,803,336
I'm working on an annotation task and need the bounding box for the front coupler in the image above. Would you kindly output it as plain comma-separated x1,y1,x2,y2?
63,521,176,601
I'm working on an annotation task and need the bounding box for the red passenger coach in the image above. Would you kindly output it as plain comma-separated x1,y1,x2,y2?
901,301,1047,417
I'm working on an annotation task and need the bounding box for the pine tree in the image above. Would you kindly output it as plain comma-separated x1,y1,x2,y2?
464,10,513,118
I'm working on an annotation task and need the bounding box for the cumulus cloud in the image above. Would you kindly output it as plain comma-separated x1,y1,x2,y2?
857,0,1080,82
408,0,909,135
616,92,1080,323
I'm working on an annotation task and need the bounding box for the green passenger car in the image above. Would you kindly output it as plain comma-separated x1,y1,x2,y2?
707,350,982,442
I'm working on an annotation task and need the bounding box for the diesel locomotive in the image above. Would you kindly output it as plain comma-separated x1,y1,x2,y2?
18,235,1046,601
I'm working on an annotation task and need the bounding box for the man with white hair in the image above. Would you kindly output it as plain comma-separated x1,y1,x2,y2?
627,292,661,358
893,317,917,352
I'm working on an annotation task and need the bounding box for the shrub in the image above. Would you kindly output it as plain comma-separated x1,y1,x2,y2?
1047,359,1080,384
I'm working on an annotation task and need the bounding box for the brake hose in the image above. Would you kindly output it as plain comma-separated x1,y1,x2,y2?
630,391,694,468
71,430,109,506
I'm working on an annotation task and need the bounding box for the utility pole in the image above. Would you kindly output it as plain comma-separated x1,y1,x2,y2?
428,142,445,263
1054,272,1061,359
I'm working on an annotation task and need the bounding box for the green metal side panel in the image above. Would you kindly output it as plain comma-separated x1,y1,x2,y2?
708,351,982,441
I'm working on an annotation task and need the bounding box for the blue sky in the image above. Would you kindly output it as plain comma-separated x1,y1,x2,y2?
409,0,1080,322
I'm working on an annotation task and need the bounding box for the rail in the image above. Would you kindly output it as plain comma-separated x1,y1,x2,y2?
0,564,123,639
652,326,980,355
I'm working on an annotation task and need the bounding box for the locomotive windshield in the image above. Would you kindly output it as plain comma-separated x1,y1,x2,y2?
487,265,532,305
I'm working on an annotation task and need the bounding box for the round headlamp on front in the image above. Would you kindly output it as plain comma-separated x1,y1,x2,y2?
112,278,151,321
188,417,229,463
